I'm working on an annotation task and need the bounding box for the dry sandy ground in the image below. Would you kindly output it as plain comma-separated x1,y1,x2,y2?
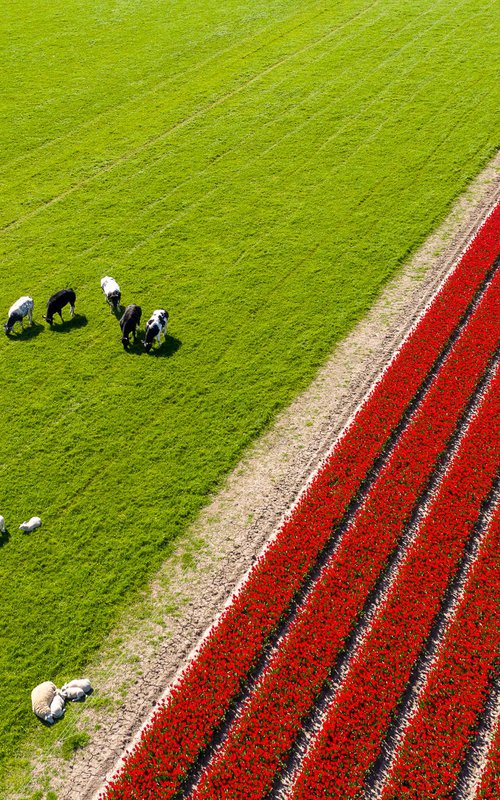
16,151,500,800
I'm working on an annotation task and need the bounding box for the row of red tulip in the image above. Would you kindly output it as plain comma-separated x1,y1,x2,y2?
190,265,500,799
476,727,500,798
291,362,500,799
100,205,500,800
378,501,500,799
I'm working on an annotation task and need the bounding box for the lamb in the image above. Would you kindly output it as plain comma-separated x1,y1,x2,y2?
119,304,142,350
50,693,66,719
144,309,169,352
101,276,121,313
43,289,76,325
0,516,5,533
61,685,86,700
31,681,58,724
4,296,34,335
61,678,93,700
19,516,42,533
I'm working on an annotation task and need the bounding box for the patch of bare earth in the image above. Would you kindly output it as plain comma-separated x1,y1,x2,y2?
13,152,500,800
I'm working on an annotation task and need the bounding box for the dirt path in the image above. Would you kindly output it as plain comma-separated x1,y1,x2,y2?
16,152,500,800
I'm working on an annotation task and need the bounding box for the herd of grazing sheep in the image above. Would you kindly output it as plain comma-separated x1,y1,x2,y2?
3,276,169,352
3,277,170,725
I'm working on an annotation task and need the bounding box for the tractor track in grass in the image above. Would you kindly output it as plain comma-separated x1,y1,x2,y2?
13,155,500,800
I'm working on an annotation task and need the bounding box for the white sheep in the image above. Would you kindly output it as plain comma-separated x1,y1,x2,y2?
50,693,66,719
61,684,85,700
19,516,41,533
101,276,121,313
4,296,34,335
61,678,93,699
31,681,58,724
0,516,5,533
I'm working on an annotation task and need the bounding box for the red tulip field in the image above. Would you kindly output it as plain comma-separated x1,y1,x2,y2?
100,203,500,799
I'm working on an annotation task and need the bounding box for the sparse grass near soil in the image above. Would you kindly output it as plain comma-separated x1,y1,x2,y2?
0,0,498,790
60,732,91,762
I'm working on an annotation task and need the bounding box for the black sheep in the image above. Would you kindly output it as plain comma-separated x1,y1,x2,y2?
43,289,76,325
120,304,142,349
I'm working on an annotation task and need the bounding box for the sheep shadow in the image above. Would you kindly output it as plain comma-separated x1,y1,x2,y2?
38,717,58,729
4,322,44,341
149,335,182,358
125,334,182,358
46,314,88,333
0,528,10,548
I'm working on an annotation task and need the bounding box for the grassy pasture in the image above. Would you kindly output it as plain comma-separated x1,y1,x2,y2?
0,0,498,788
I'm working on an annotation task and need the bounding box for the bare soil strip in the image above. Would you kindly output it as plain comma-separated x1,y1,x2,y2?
15,153,500,800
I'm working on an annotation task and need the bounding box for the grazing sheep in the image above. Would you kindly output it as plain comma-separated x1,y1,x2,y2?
50,693,66,719
144,309,169,352
0,516,5,533
101,276,121,313
119,304,142,350
43,289,76,325
4,296,34,335
31,681,58,724
19,516,41,533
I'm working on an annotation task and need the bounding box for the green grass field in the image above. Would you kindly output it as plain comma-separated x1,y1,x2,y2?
0,0,498,790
